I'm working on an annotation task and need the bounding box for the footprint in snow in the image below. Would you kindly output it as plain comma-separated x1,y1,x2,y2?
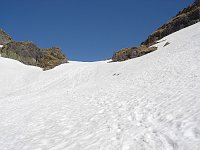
113,73,120,76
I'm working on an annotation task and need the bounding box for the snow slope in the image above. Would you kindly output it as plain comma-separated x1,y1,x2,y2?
0,23,200,150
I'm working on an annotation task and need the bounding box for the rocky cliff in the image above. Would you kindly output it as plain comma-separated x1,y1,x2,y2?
0,41,68,70
142,0,200,46
0,31,68,70
41,47,68,70
112,0,200,62
0,29,12,45
112,46,157,62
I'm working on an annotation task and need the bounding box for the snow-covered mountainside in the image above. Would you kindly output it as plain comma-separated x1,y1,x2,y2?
0,23,200,150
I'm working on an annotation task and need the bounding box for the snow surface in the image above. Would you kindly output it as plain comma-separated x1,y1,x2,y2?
0,23,200,150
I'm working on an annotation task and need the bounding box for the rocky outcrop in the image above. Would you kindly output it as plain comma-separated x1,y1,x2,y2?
41,47,68,70
0,29,68,70
112,0,200,62
112,46,157,62
141,0,200,46
0,41,68,70
0,29,12,45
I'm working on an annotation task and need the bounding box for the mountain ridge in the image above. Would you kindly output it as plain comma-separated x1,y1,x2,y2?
0,31,68,70
0,29,12,45
141,0,200,46
0,0,199,67
112,0,200,62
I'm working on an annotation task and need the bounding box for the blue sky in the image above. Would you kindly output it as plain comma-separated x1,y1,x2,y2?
0,0,194,61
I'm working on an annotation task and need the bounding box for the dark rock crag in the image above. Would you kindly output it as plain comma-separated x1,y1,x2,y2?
0,29,12,45
41,47,68,70
142,0,200,46
0,41,68,70
112,0,200,62
112,46,157,62
0,29,68,70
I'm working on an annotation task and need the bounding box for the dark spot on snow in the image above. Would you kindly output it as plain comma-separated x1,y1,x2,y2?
113,73,120,76
163,42,170,47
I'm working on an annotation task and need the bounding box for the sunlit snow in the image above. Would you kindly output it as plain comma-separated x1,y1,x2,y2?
0,23,200,150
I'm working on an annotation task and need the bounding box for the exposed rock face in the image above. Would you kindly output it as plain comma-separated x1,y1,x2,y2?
0,41,68,70
0,29,12,45
141,0,200,46
41,47,68,70
0,29,68,70
0,41,42,66
112,46,157,62
112,0,200,62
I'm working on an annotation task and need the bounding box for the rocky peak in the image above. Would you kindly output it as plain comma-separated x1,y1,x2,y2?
0,29,12,45
112,46,157,62
41,47,68,70
141,0,200,46
0,31,68,70
112,0,200,62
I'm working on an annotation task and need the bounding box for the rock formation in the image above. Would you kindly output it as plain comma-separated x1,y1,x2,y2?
0,29,12,45
141,0,200,46
112,46,157,62
0,41,68,70
112,0,200,62
0,27,68,70
41,47,68,70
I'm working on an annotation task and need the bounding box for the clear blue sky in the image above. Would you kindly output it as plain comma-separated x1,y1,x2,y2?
0,0,194,61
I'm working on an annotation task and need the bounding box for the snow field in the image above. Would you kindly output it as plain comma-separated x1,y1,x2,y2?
0,23,200,150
